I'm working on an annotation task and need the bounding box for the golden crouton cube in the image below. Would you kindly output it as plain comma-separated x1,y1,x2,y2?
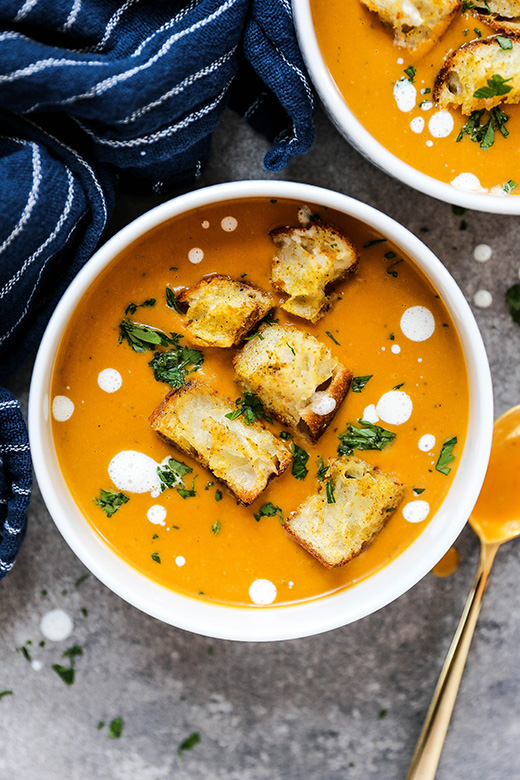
177,274,273,348
270,221,358,323
360,0,460,51
233,323,352,443
284,456,405,568
149,380,291,505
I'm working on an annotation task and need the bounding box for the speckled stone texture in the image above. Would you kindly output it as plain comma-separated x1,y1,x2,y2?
1,107,520,780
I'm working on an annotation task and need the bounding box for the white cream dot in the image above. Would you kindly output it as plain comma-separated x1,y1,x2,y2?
376,391,413,425
363,404,379,424
473,244,492,263
40,609,74,642
52,395,74,422
175,556,186,567
381,346,386,351
249,579,277,605
391,344,401,354
221,216,238,232
401,306,435,342
410,116,425,134
393,79,417,112
397,57,404,64
108,451,161,494
473,289,493,308
97,368,122,393
403,501,430,523
418,434,436,452
428,110,454,138
201,220,210,229
31,660,43,671
420,101,433,111
288,581,294,589
451,172,486,193
426,140,434,147
310,393,336,415
188,247,204,264
147,505,167,526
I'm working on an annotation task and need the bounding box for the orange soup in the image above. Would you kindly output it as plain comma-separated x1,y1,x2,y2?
51,198,469,606
311,2,520,193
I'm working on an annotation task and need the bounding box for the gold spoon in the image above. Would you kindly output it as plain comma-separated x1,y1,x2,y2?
406,404,520,780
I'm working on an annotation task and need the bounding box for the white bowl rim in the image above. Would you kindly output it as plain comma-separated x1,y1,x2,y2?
29,179,493,642
293,0,520,216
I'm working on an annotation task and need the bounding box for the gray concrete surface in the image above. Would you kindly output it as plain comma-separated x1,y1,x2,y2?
1,106,520,780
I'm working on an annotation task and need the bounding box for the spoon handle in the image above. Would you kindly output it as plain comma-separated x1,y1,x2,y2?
406,540,500,780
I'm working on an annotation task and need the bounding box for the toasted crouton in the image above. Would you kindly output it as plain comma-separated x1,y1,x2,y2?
270,221,358,323
475,2,520,34
176,274,273,348
434,35,520,113
283,456,405,568
233,324,352,443
360,0,460,51
149,380,291,505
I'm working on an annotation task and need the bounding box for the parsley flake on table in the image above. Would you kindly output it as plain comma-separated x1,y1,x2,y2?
93,489,129,517
338,420,396,456
506,283,520,325
435,437,458,475
291,443,309,480
178,732,200,758
109,717,124,739
0,690,13,700
52,645,83,686
225,392,272,425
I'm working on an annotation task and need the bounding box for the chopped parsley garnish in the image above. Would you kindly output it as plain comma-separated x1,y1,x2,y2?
461,0,475,10
0,690,13,700
386,260,403,277
109,717,124,739
505,283,520,326
413,488,425,495
393,382,405,390
215,490,222,502
225,392,272,425
504,180,518,194
325,331,341,345
363,238,387,248
389,333,395,341
379,708,388,720
291,443,309,480
118,319,171,352
97,721,105,730
254,502,283,523
317,457,329,481
177,479,197,499
435,436,458,475
75,573,90,588
279,430,292,440
93,489,129,517
124,298,156,316
148,334,204,388
211,521,221,535
152,534,159,540
151,552,161,564
158,457,192,490
496,36,513,51
404,66,416,82
52,645,82,686
16,645,31,663
385,251,396,259
473,74,513,100
178,732,200,758
166,286,183,314
338,419,396,456
474,27,482,37
457,106,510,150
286,342,296,356
326,480,336,504
351,375,373,393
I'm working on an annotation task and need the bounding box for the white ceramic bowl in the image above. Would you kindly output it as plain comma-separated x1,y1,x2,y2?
29,180,493,641
293,1,520,215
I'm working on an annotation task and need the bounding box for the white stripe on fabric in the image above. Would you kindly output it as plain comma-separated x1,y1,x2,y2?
0,400,19,410
92,0,141,52
4,522,23,535
14,0,40,22
0,141,42,257
0,215,84,346
244,93,266,120
36,0,239,108
24,117,108,232
274,44,315,108
131,0,200,58
0,497,8,505
12,485,31,496
280,0,291,16
0,169,75,300
0,58,107,85
76,77,233,147
116,45,237,125
0,444,30,453
0,561,14,572
62,0,82,31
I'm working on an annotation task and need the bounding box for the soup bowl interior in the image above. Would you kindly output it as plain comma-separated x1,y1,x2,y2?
293,1,520,216
29,180,493,641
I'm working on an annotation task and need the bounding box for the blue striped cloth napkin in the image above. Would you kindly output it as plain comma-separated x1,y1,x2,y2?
0,0,315,578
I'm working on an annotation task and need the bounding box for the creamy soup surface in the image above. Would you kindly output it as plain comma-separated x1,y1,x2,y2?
51,198,469,607
311,1,520,194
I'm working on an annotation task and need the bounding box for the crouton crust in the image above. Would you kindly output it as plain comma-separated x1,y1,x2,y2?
434,34,520,113
176,274,273,348
283,456,405,568
149,380,291,505
233,323,352,443
360,0,461,51
270,221,359,323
